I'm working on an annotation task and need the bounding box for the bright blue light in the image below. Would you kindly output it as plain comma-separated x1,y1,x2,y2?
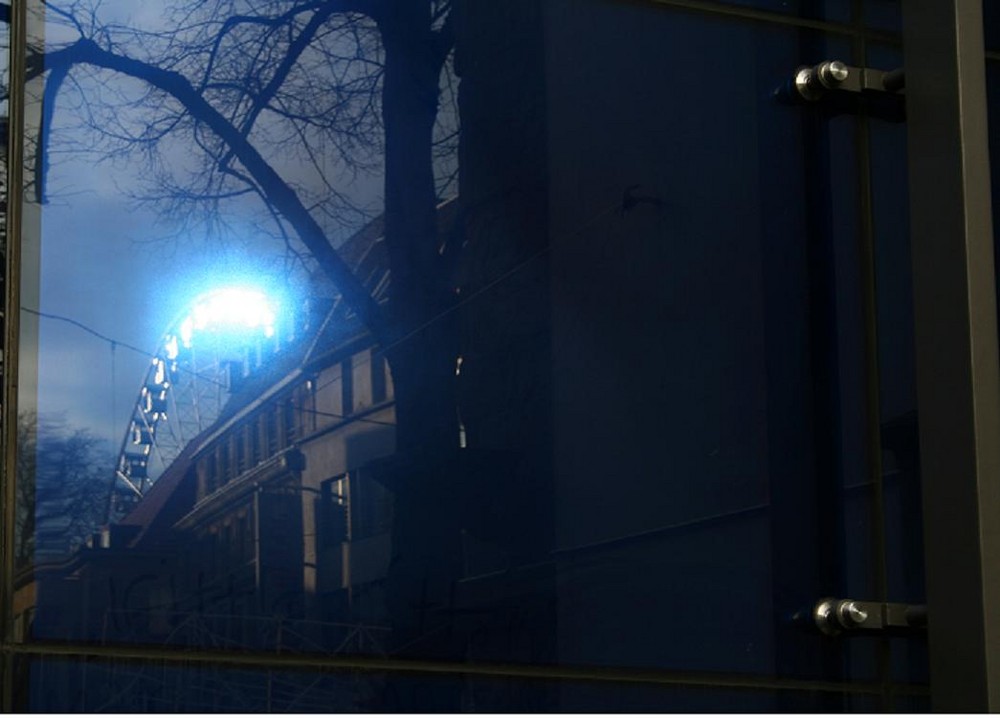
172,287,280,350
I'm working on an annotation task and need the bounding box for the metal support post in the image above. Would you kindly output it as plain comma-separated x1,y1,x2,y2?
903,0,1000,710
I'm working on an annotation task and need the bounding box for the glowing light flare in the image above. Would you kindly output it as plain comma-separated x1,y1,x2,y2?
164,336,179,361
176,287,279,349
151,358,170,387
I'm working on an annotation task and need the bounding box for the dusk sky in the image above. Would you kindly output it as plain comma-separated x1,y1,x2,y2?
26,0,387,451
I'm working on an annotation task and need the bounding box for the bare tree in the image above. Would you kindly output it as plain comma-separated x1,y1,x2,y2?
15,412,110,565
14,0,469,657
26,0,460,450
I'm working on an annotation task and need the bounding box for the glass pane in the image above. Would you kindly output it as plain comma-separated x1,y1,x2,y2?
864,43,929,689
864,1,901,33
8,0,927,708
16,655,924,712
986,1,1000,53
990,65,1000,658
714,0,850,23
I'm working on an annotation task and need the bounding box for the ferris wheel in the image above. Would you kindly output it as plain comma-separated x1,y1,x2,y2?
109,287,287,521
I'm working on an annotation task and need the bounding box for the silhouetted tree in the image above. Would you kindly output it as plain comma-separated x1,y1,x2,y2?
15,412,110,564
15,0,469,676
24,0,459,450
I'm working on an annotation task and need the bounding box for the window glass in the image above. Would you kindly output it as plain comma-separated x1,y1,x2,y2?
712,0,850,23
864,1,901,33
6,0,927,710
986,2,1000,53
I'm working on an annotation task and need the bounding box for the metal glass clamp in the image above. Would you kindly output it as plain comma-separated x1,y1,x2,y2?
786,60,905,102
812,597,927,636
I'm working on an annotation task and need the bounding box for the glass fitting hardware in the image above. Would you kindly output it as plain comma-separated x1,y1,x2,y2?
810,597,927,637
779,60,905,103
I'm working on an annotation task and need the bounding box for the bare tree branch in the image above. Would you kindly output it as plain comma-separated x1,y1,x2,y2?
35,64,69,202
47,35,389,339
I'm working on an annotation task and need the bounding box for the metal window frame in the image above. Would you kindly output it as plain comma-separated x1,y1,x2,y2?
0,0,27,710
903,0,1000,711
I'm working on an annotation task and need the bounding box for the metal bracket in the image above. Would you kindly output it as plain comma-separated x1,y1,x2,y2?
812,597,927,636
789,60,905,103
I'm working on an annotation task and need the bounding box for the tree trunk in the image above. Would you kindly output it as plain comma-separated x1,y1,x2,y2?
378,0,458,451
377,4,465,698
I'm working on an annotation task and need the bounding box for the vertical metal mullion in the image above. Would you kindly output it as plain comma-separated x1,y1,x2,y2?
845,3,895,709
903,1,1000,711
849,23,894,713
1,0,28,711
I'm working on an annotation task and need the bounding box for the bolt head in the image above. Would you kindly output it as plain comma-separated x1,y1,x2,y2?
841,601,869,626
827,61,849,82
813,598,841,635
795,67,823,101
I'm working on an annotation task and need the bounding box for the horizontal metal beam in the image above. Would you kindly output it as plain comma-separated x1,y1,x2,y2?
0,640,930,697
637,0,900,42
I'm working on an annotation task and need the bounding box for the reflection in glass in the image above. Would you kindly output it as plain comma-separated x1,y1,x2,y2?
19,655,918,712
8,0,928,711
986,2,1000,53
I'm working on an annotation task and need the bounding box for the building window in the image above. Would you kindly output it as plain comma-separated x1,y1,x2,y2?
235,428,248,474
250,415,263,466
203,457,217,496
349,470,393,541
303,378,317,433
318,476,349,548
265,404,279,456
282,397,297,445
371,351,387,405
216,443,230,487
341,357,354,416
241,511,253,564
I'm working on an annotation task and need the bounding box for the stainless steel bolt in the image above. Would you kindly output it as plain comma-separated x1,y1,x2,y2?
795,67,823,101
813,597,840,636
841,601,869,626
819,60,850,87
